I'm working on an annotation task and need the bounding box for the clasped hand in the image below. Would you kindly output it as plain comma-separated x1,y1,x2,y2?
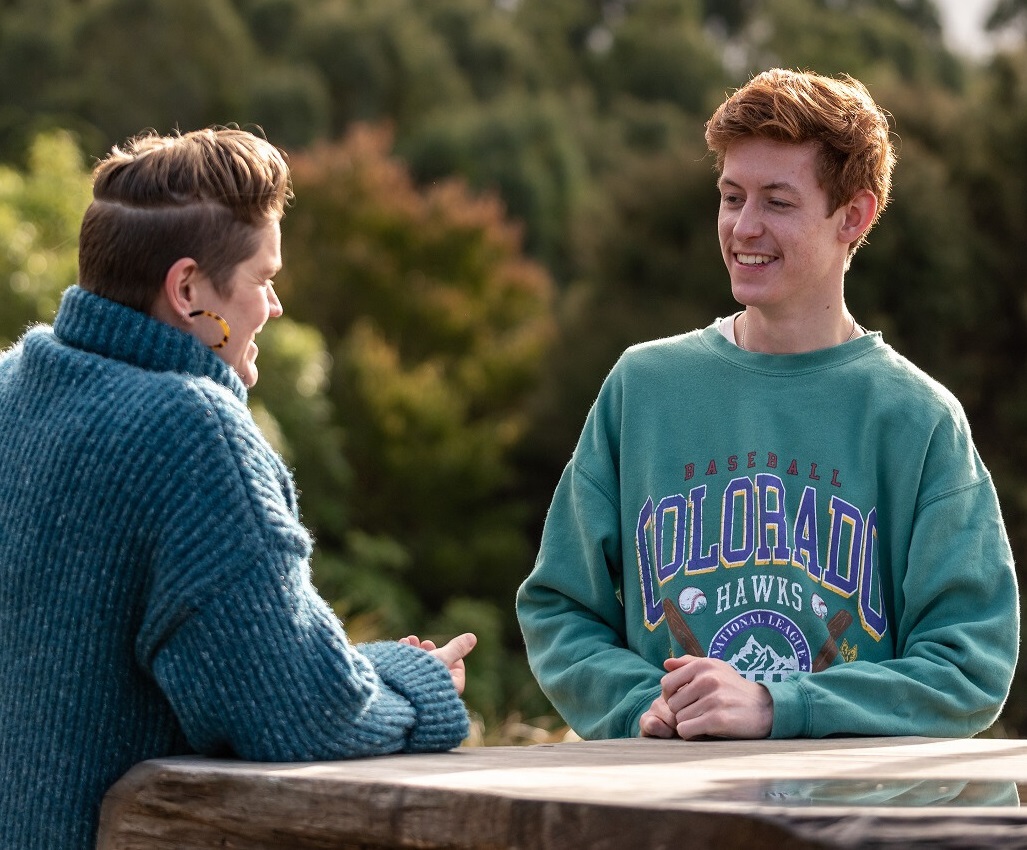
398,633,477,695
639,655,773,740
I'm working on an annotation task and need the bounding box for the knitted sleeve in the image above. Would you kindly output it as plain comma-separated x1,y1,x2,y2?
137,381,469,759
150,557,469,760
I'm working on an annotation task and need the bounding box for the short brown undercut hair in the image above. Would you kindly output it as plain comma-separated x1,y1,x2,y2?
78,127,292,313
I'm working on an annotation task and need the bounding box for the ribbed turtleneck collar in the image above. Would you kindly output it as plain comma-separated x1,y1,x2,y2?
52,285,247,402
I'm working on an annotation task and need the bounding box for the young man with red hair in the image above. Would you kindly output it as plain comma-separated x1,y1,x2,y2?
518,69,1018,741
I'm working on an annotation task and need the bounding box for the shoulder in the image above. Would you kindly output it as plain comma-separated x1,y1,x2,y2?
597,327,711,398
85,349,257,449
863,342,968,425
42,341,287,492
863,342,990,492
570,327,712,468
619,327,710,370
157,375,288,489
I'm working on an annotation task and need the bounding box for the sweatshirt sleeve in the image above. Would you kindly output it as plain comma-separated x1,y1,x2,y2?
137,383,469,760
517,360,666,739
767,450,1019,738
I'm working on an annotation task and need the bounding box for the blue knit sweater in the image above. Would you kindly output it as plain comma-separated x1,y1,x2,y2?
0,286,470,850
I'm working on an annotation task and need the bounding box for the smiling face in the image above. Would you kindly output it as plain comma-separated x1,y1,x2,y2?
717,137,852,318
198,219,283,388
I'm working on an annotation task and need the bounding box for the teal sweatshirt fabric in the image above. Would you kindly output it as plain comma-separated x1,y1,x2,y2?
0,286,469,850
517,322,1019,740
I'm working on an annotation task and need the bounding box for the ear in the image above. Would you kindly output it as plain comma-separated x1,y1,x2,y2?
150,257,202,326
838,189,878,248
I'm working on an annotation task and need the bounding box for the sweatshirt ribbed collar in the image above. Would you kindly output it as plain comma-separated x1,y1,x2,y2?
52,285,248,402
703,319,883,375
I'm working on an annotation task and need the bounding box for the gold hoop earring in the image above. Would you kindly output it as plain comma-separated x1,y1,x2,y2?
188,310,230,350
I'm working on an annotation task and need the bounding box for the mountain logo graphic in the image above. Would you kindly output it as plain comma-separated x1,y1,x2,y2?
708,609,812,683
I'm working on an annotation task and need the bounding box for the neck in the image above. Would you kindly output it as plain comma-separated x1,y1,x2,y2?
736,307,859,354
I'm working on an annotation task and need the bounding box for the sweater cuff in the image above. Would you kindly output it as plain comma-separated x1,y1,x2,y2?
764,677,810,738
360,642,470,753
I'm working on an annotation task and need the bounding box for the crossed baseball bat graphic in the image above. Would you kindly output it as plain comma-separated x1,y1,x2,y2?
661,597,852,672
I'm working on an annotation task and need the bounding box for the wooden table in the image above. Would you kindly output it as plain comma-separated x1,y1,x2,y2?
97,736,1027,849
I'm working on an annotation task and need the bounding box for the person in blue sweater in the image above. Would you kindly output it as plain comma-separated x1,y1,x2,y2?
517,69,1018,742
0,127,476,850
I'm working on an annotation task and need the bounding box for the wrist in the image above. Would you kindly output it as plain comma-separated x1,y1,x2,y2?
754,684,773,738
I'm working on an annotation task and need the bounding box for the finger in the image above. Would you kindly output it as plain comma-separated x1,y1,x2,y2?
673,697,709,727
665,667,721,713
666,685,702,715
646,697,676,728
663,655,696,672
432,632,478,665
398,635,419,646
660,661,701,699
676,709,741,741
419,639,438,651
673,698,720,739
673,688,770,740
640,713,676,738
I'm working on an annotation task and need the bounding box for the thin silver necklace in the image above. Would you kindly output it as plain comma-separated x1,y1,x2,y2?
739,312,858,352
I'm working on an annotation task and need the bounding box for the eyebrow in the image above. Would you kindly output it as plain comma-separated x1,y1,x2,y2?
718,176,801,194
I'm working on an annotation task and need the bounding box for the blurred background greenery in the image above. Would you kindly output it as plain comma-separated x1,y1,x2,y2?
2,0,1027,743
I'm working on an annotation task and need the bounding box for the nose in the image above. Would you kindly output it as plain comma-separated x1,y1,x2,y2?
732,200,764,240
269,284,284,318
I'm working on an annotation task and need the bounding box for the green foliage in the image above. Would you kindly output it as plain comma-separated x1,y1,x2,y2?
235,0,302,55
717,0,963,89
421,0,545,100
0,4,77,158
243,65,332,151
273,126,558,727
400,92,590,273
285,0,472,136
0,131,90,347
315,535,422,640
68,0,256,145
6,0,1027,739
505,0,605,89
248,317,352,541
282,126,555,615
586,0,725,113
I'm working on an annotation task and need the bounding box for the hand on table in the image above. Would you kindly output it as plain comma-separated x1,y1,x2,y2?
640,655,773,740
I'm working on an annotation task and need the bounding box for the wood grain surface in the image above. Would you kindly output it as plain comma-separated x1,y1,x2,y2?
97,737,1027,849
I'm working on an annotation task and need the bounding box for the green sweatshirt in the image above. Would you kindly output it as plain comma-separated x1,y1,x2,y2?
517,322,1019,740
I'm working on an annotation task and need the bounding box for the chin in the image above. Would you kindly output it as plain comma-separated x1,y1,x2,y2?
729,282,755,305
234,361,259,388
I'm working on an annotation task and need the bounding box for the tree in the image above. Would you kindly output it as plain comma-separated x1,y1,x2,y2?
400,92,591,276
0,131,91,347
987,0,1027,39
707,0,963,89
586,0,727,114
281,123,556,610
519,120,728,508
285,0,472,137
420,0,544,101
0,2,81,162
275,124,558,726
68,0,257,149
